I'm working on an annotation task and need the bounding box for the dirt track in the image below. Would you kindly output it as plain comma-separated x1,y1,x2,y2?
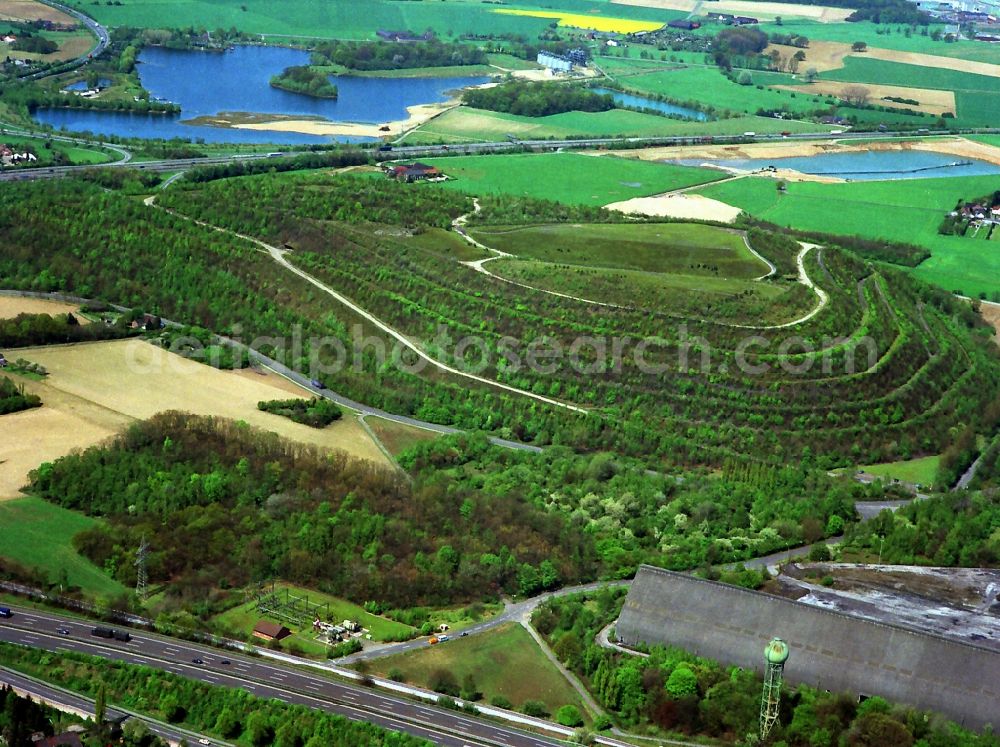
773,81,956,116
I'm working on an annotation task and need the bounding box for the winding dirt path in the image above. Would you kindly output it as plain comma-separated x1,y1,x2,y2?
454,205,826,330
145,195,588,414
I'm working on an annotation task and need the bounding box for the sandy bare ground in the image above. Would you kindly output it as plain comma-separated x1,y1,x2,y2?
613,0,851,21
0,0,74,23
605,193,744,222
769,39,1000,78
980,301,1000,346
773,81,956,116
0,296,86,320
605,136,1000,169
231,66,582,138
0,340,388,498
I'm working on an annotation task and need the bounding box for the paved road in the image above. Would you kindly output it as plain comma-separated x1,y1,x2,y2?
0,666,227,746
344,581,630,665
20,0,109,81
0,605,601,747
4,128,1000,183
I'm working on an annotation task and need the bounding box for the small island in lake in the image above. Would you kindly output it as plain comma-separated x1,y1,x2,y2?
269,65,339,99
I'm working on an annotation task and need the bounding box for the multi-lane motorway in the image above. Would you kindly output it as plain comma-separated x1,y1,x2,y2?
4,127,1000,183
0,604,609,747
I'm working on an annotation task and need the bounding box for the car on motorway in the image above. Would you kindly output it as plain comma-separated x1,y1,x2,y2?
220,659,231,665
198,739,212,745
438,634,450,641
191,657,204,664
57,626,70,635
310,379,325,389
0,607,11,618
428,636,439,645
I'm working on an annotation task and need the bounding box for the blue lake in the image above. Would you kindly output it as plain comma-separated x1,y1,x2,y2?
35,45,489,144
675,150,1000,181
592,87,707,121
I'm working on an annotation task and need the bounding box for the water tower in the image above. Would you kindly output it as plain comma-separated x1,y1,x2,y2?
759,637,789,741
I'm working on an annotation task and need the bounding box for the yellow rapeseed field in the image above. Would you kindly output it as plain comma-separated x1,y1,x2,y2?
493,8,663,33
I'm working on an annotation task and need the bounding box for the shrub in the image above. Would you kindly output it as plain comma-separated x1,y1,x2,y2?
556,704,585,727
522,700,550,718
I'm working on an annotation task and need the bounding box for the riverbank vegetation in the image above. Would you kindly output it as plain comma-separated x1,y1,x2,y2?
269,65,338,98
462,81,615,117
311,38,487,71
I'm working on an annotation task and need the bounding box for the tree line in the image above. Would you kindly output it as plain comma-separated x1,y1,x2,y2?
270,65,338,98
462,81,615,117
1,643,433,747
311,39,488,71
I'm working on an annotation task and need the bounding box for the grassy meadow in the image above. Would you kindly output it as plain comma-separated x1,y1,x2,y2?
0,497,126,598
693,174,1000,298
365,623,588,717
468,223,765,277
364,416,441,457
404,106,828,145
422,152,720,205
860,455,940,486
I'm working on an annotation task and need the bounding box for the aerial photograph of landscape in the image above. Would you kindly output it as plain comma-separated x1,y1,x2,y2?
0,0,999,744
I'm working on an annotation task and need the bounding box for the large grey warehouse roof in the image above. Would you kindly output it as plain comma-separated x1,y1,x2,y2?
616,565,999,731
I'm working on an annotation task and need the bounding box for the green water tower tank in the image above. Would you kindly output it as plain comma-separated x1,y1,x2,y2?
764,638,790,665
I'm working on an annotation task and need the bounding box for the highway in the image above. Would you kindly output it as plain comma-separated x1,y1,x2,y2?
0,666,228,746
4,127,1000,183
20,0,110,81
0,605,586,747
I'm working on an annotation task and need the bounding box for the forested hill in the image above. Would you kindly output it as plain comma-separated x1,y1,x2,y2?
28,413,594,609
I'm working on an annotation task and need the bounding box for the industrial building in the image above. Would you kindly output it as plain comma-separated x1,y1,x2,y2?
615,565,1000,731
536,51,574,73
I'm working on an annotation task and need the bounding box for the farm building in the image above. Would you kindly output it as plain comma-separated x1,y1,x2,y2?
616,565,1000,730
536,51,573,73
667,19,701,30
252,620,291,641
386,163,442,182
376,29,433,43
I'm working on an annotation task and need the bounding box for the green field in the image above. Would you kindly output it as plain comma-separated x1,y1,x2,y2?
212,582,416,647
861,455,940,486
423,152,721,205
823,57,1000,127
693,173,1000,298
0,497,126,598
469,223,764,276
468,222,813,319
61,0,668,40
0,133,112,167
365,623,588,716
405,105,829,145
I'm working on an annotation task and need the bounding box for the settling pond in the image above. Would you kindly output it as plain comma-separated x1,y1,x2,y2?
591,88,707,121
675,150,1000,180
35,46,490,144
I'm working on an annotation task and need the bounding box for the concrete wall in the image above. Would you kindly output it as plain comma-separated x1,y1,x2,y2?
616,565,1000,731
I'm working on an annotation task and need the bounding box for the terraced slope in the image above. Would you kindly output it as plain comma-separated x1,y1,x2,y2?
150,172,999,468
2,174,996,470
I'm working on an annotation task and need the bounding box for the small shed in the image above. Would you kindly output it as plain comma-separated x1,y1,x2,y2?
252,620,291,641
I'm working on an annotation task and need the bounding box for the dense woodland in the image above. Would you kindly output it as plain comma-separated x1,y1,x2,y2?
28,413,590,611
0,311,133,348
4,176,999,473
269,65,338,98
0,375,41,415
462,81,615,117
843,491,1000,566
1,644,432,747
311,39,488,71
257,397,343,427
532,592,996,746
